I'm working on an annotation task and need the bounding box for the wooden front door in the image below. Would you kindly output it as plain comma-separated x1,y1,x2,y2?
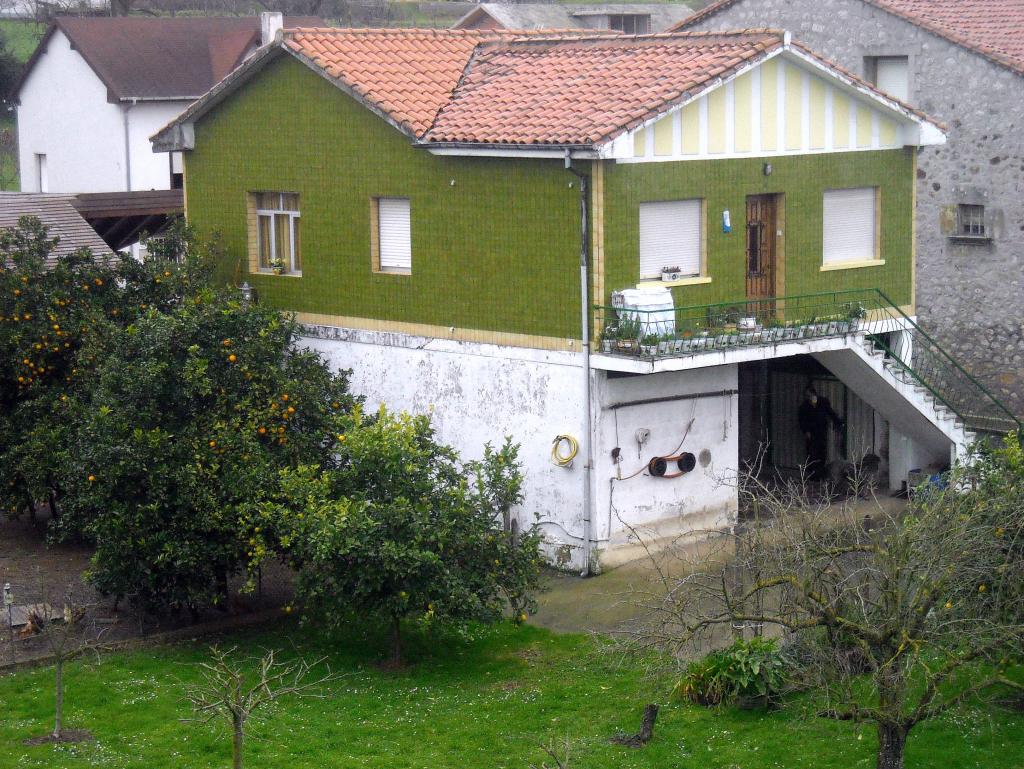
745,195,777,302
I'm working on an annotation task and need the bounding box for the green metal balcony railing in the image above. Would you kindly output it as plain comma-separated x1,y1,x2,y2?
595,288,1022,436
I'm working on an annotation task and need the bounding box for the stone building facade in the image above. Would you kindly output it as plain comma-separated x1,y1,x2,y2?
682,0,1024,416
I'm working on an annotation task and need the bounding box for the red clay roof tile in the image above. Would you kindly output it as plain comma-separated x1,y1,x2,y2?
284,27,605,137
158,26,941,151
424,31,785,145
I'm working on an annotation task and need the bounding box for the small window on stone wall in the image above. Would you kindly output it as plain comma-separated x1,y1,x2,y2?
957,204,987,238
865,55,909,102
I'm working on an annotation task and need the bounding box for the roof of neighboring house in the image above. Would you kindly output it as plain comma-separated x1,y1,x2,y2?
0,193,112,266
672,0,1024,75
13,15,323,102
425,30,782,145
153,26,944,152
454,3,694,32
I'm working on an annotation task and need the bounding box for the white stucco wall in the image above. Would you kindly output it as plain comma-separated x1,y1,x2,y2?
16,29,186,194
301,326,742,571
126,102,188,191
593,366,739,551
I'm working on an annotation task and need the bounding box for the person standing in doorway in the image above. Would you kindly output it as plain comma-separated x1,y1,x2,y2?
798,385,844,480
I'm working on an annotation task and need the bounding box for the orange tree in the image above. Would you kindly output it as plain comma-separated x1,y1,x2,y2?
55,291,356,616
248,409,543,665
0,218,209,521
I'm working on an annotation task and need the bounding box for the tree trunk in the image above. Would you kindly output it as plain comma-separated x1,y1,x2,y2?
232,714,244,769
390,616,402,666
637,704,659,743
53,658,63,739
215,567,230,612
876,723,907,769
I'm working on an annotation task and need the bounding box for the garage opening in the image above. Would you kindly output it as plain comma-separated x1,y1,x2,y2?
738,356,888,484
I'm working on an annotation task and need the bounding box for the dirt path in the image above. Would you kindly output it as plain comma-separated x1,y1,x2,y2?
0,513,294,667
529,495,909,636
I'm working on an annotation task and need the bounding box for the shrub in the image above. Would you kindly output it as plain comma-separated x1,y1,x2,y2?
674,637,788,708
250,409,544,664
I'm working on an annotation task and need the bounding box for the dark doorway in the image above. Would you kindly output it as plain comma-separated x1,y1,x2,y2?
738,356,885,479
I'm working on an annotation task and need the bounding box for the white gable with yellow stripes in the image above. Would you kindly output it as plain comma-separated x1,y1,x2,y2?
606,45,944,162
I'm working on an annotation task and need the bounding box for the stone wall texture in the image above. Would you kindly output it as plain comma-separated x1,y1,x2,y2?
687,0,1024,417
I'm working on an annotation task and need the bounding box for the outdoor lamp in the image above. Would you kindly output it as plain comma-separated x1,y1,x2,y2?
2,583,11,607
239,282,254,304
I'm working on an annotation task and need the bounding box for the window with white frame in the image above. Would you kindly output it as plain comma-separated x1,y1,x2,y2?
375,197,411,274
639,199,703,280
822,187,878,266
254,192,301,273
866,55,909,102
35,153,48,193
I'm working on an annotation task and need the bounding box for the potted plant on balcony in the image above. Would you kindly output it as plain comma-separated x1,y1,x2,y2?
600,323,618,353
847,301,868,331
658,332,675,355
661,265,683,283
641,332,660,357
615,316,642,353
270,257,285,276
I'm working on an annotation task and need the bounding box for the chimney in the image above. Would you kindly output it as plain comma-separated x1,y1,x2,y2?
260,12,284,46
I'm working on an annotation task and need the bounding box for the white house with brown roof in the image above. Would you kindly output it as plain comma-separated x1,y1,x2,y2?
12,13,317,195
676,0,1024,418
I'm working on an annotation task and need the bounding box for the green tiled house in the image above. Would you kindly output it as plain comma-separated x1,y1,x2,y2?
156,27,1007,572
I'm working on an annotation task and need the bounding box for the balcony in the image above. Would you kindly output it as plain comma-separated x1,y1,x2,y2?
594,288,1021,437
594,289,887,360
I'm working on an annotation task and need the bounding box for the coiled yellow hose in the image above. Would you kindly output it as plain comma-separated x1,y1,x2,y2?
551,434,579,467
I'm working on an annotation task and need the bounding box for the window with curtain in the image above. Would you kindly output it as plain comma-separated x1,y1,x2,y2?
822,187,878,265
254,192,301,273
639,199,703,280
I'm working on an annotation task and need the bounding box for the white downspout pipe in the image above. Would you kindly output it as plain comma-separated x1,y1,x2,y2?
122,99,136,192
565,151,594,576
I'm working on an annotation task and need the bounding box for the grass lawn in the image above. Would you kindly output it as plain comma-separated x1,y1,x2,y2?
0,620,1021,769
0,19,43,63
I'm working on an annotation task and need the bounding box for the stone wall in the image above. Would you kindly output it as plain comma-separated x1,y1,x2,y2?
686,0,1024,417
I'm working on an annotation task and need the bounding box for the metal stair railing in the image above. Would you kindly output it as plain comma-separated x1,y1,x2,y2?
593,288,1021,436
864,290,1021,436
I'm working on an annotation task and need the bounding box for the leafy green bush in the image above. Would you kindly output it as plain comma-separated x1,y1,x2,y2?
674,637,788,708
249,409,544,664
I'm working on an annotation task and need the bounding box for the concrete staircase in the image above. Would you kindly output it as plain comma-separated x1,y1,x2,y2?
814,332,976,463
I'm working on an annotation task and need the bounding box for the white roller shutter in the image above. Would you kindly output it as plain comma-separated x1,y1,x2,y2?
378,198,411,272
639,199,702,279
823,188,877,265
875,57,909,102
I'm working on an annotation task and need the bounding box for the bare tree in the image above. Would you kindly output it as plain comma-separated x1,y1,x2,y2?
23,591,106,744
619,465,1024,769
183,646,339,769
528,735,573,769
